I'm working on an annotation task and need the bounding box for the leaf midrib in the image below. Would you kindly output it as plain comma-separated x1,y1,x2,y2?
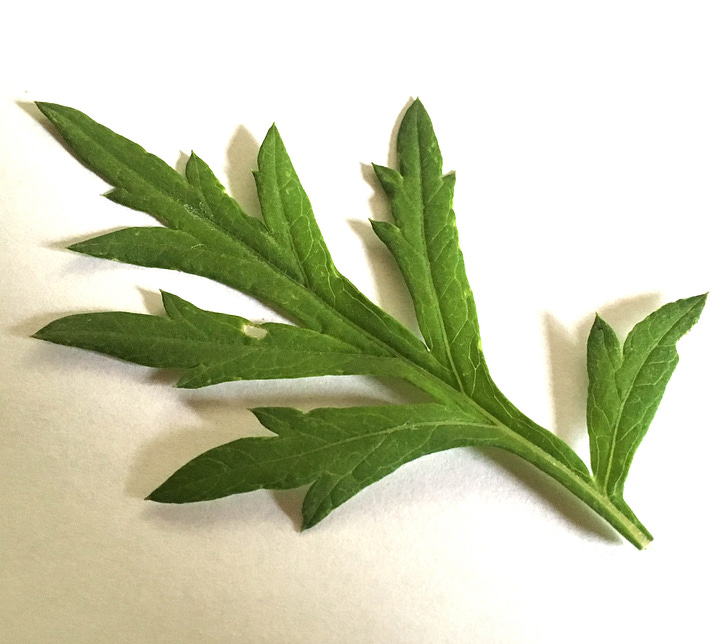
598,306,696,493
54,105,196,214
65,105,591,491
411,143,468,396
162,415,497,493
55,103,457,389
266,135,312,286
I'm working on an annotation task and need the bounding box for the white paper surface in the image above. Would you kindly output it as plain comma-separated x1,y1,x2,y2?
2,2,719,642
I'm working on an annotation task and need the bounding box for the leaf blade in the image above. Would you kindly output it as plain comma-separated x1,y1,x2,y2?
372,99,483,397
587,294,707,499
34,99,699,547
34,292,408,388
39,103,447,382
35,102,192,206
254,125,336,289
146,404,504,515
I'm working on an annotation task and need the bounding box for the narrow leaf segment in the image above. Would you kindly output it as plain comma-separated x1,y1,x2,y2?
148,404,505,529
587,295,706,502
371,100,482,397
33,100,706,548
34,291,403,389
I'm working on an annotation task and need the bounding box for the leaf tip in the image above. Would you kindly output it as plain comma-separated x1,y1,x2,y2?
66,239,95,255
145,489,162,502
372,163,402,194
65,241,82,253
146,480,177,503
174,373,206,389
300,511,323,532
406,96,429,119
34,101,58,118
159,289,177,307
259,123,284,157
35,101,78,128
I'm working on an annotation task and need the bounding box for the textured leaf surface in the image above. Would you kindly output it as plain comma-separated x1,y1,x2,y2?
36,102,443,378
587,294,707,500
371,101,591,484
372,100,482,397
34,292,402,388
147,404,504,528
33,99,706,547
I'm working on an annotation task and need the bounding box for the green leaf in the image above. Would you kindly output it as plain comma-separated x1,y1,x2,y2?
38,102,445,380
33,98,707,548
371,100,593,493
147,404,505,528
35,103,194,219
33,291,404,388
254,124,336,290
68,226,373,346
184,152,300,281
372,99,482,398
587,294,707,501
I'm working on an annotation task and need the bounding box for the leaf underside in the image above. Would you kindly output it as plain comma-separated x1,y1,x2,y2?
586,295,706,502
148,404,506,529
33,99,705,545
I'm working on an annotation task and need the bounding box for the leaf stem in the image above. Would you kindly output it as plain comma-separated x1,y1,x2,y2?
399,359,653,549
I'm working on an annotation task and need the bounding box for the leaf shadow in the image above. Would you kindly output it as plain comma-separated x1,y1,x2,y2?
346,213,418,333
481,448,624,545
346,97,418,331
271,486,310,532
136,287,166,315
12,311,69,340
13,285,162,341
595,291,665,339
225,124,263,220
382,96,415,168
18,100,66,146
174,150,190,175
543,291,664,447
510,290,664,542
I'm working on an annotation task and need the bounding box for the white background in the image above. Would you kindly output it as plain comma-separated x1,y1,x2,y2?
2,1,718,642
